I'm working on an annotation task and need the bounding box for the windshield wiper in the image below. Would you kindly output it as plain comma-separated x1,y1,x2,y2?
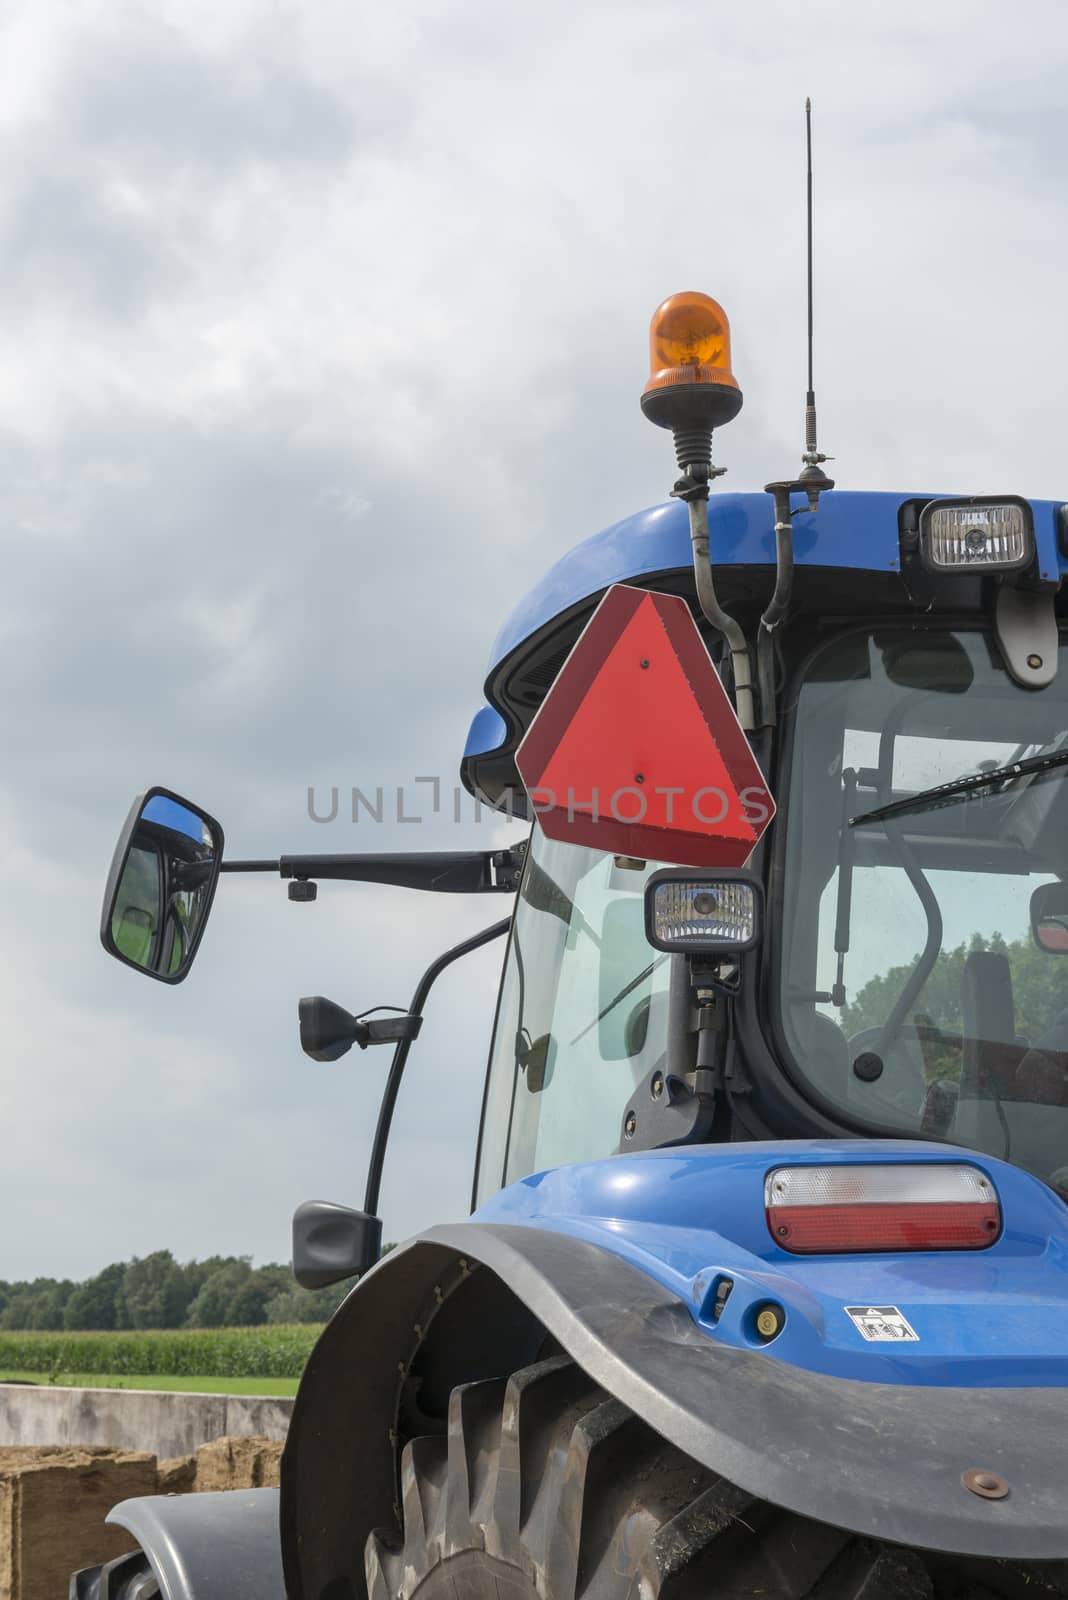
850,747,1068,829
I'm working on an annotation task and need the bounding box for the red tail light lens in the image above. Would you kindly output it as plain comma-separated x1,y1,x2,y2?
765,1163,1000,1254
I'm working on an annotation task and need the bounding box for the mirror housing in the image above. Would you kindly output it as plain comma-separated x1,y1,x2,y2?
292,1200,382,1288
1031,881,1068,953
101,787,224,983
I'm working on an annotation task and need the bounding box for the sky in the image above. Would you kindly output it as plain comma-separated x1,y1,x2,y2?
1,0,1067,1278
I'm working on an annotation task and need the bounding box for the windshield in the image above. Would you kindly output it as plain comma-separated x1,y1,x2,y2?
475,833,672,1202
780,626,1068,1192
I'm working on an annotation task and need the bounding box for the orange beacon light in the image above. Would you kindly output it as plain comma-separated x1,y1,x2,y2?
640,292,743,439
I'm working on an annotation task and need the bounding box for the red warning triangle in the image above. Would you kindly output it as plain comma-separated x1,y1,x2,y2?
516,585,774,868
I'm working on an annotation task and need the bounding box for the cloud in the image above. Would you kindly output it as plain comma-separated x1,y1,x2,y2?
0,0,1066,1275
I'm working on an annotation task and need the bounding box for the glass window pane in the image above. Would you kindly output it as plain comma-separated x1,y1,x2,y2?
476,833,671,1201
779,626,1068,1195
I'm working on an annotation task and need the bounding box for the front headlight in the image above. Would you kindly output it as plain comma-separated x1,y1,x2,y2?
920,495,1033,574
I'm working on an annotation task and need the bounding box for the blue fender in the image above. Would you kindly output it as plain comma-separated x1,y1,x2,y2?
281,1209,1068,1600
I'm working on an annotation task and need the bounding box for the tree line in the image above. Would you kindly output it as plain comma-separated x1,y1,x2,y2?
0,1251,357,1331
842,930,1067,1053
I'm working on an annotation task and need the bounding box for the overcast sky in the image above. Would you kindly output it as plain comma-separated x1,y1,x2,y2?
1,0,1067,1279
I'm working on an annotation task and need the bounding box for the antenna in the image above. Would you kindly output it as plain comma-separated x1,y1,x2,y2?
759,98,835,722
806,97,814,417
798,96,833,512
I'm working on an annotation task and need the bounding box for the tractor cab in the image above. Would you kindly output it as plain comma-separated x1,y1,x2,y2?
462,292,1068,1205
467,524,1068,1203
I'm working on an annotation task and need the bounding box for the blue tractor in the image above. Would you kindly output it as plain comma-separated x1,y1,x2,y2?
80,288,1068,1600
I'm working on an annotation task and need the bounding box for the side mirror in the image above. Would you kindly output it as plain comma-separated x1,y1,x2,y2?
292,1200,382,1288
101,788,224,983
1031,881,1068,954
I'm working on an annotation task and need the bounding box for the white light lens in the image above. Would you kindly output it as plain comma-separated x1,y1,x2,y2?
650,878,756,948
765,1163,994,1208
764,1162,1001,1253
924,502,1029,570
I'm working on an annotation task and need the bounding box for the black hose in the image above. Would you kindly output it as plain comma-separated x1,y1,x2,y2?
685,496,755,729
760,495,796,633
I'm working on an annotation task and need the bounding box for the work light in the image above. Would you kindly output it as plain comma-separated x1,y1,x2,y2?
644,870,761,952
919,496,1033,574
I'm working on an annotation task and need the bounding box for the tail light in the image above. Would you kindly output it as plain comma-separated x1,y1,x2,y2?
765,1163,1000,1254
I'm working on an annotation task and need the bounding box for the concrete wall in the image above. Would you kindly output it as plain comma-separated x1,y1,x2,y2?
0,1385,292,1460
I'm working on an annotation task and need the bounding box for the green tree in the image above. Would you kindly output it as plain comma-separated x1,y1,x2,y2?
264,1280,350,1325
842,931,1068,1070
181,1254,249,1303
122,1251,191,1330
228,1277,270,1326
0,1291,35,1330
0,1279,72,1330
185,1262,252,1328
33,1281,75,1330
63,1263,127,1331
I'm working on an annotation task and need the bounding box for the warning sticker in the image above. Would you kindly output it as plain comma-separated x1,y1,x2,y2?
844,1305,919,1342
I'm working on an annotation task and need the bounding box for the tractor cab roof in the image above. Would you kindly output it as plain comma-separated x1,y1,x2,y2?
462,489,1067,814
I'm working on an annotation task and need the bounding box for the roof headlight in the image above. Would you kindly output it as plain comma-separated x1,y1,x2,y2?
920,496,1033,574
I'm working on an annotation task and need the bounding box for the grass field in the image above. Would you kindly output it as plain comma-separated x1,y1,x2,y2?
0,1325,318,1380
0,1370,299,1396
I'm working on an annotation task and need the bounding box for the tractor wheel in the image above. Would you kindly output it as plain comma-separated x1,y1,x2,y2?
366,1354,947,1600
367,1355,1068,1600
70,1550,158,1600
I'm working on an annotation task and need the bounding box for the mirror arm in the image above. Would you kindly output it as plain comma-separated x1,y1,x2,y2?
281,849,524,893
363,916,512,1219
220,848,527,893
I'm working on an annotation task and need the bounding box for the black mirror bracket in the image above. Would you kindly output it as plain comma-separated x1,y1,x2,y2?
298,998,423,1062
274,844,526,896
291,916,512,1291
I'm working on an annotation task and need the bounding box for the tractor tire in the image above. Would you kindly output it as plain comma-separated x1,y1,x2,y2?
69,1550,159,1600
365,1355,1066,1600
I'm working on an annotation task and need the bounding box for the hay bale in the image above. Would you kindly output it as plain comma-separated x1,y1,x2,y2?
193,1435,283,1492
0,1445,156,1600
156,1454,197,1494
